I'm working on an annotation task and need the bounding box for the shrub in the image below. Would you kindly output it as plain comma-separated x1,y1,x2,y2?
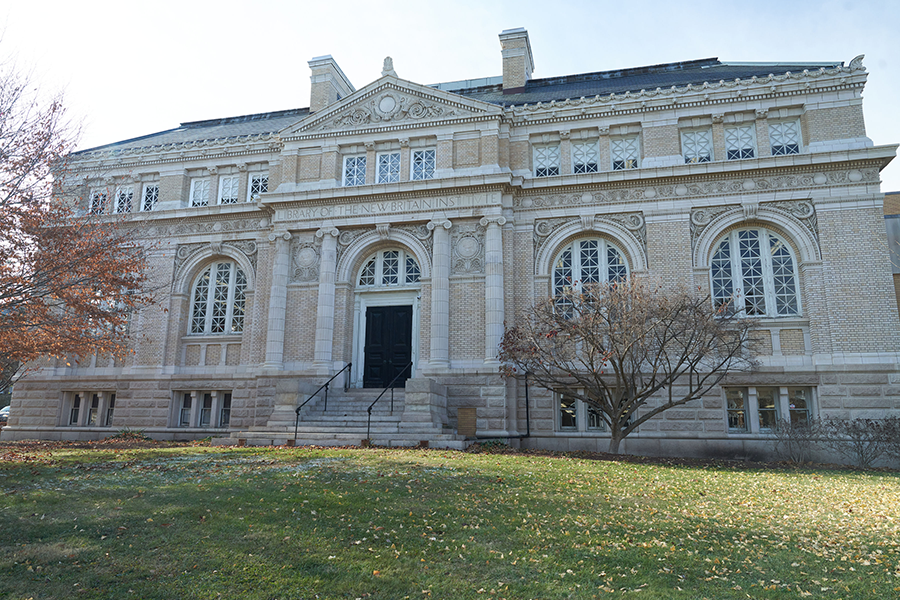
819,418,890,468
772,419,820,464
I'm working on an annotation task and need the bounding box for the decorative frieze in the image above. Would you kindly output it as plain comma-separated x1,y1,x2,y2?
325,92,460,130
144,217,268,238
533,212,646,258
513,168,880,209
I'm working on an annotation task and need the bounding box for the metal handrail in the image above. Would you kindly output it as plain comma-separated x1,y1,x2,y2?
366,361,412,442
294,363,352,441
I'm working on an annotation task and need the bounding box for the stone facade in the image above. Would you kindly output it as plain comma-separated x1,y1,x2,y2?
4,31,899,460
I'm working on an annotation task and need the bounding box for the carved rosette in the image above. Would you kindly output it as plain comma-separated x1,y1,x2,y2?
450,222,486,275
290,240,320,283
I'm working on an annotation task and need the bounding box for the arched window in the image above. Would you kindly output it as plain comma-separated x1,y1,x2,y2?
358,249,420,287
552,238,628,296
710,228,799,317
190,261,247,334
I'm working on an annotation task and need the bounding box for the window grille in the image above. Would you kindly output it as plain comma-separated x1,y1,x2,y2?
725,125,755,159
377,152,401,183
769,121,800,156
682,129,713,163
412,149,435,180
191,179,210,207
573,142,599,173
114,187,133,213
611,137,639,170
534,145,560,177
141,185,159,211
218,176,240,204
553,238,628,297
343,156,366,186
89,191,107,215
711,229,799,318
248,174,268,201
358,250,421,287
190,262,248,335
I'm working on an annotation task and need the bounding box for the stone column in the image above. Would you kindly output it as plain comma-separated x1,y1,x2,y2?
481,216,507,365
314,226,339,371
428,218,452,368
263,231,292,370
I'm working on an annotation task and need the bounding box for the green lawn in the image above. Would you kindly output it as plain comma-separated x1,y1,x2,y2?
1,442,899,599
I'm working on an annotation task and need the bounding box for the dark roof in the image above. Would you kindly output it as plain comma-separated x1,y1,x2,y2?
453,58,843,106
75,108,310,155
76,58,842,154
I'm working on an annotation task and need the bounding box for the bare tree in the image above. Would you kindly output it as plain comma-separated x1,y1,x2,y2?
0,60,153,387
499,279,758,454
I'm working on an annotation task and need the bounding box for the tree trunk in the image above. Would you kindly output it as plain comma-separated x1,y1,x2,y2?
607,432,623,454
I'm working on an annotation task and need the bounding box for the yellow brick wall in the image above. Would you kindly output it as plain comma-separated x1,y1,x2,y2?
449,280,485,361
299,154,321,181
779,329,805,355
509,140,530,171
643,124,680,157
454,138,480,168
805,104,867,143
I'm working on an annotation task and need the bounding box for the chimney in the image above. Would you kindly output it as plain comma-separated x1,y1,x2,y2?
308,55,355,113
499,28,534,93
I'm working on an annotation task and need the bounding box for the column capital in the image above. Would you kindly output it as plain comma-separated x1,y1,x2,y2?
755,108,769,120
480,216,507,227
316,226,339,239
427,218,452,231
267,231,292,242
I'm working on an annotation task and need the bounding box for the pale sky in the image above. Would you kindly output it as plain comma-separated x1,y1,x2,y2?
3,0,899,190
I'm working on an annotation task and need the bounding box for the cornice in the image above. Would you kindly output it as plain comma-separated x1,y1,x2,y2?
503,60,868,125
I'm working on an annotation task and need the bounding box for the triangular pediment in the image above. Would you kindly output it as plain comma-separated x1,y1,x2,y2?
281,75,503,137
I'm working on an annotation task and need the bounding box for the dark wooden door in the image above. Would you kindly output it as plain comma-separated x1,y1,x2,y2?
363,305,413,388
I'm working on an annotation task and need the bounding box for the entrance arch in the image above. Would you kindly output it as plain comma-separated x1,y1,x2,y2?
349,247,423,388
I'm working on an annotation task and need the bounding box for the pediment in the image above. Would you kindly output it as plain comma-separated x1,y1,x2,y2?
282,76,503,137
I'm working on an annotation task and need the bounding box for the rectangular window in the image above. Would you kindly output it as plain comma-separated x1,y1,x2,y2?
377,152,401,183
343,156,366,186
573,142,599,174
141,184,159,212
218,176,240,204
105,393,116,427
89,190,107,215
757,388,778,432
682,129,713,163
611,137,640,170
199,393,213,427
559,395,577,430
179,393,193,427
190,179,210,207
534,145,560,177
411,149,435,180
726,389,748,432
769,120,801,156
725,387,816,434
87,394,100,426
557,391,607,432
248,174,268,201
788,387,810,425
114,187,134,213
69,394,82,425
219,393,232,427
725,125,755,160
